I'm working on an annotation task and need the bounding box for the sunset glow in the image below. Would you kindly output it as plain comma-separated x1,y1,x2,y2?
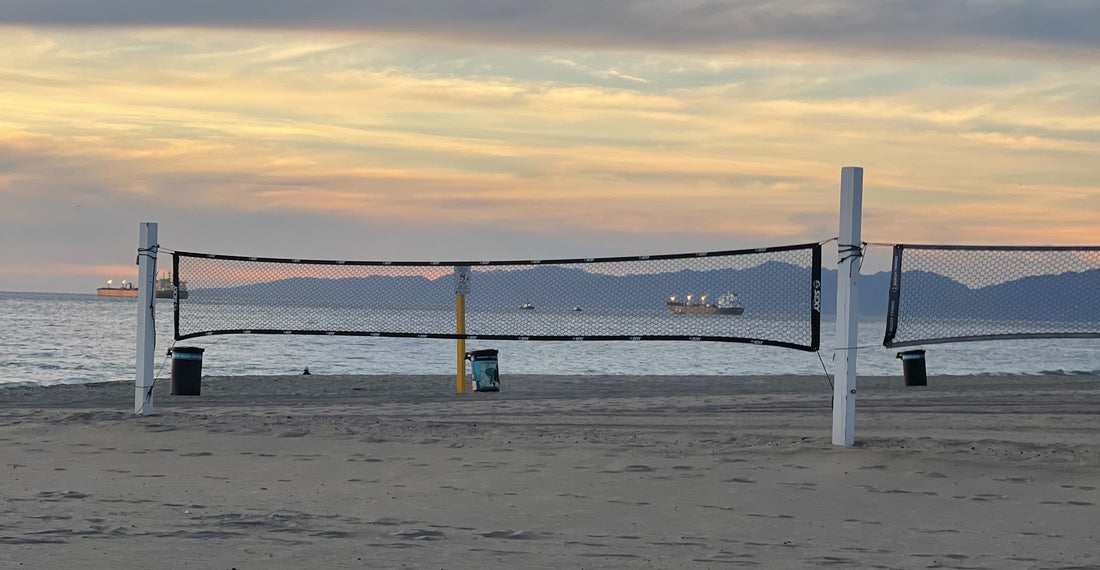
1,2,1098,293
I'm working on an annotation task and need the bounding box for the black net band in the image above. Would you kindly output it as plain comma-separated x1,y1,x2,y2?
883,244,1100,347
173,243,822,351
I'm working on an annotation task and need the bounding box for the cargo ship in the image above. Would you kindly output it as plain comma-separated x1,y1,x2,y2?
96,280,137,298
667,293,744,315
155,274,189,299
96,274,189,299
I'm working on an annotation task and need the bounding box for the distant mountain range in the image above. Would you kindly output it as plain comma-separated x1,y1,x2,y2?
878,268,1099,322
191,264,1099,321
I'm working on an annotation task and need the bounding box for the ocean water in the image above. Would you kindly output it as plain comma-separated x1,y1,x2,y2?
1,292,1096,387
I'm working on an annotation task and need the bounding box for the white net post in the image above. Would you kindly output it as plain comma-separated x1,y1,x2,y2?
135,222,158,415
833,167,862,446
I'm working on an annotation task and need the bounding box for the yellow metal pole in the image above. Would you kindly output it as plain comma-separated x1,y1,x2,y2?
456,293,466,394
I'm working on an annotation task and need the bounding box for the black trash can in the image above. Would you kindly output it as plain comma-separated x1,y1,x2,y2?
896,349,927,387
170,347,205,395
465,349,500,392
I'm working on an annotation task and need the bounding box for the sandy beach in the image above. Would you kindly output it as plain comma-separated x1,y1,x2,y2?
2,373,1098,569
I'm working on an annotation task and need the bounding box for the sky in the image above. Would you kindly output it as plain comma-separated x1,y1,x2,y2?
1,0,1098,293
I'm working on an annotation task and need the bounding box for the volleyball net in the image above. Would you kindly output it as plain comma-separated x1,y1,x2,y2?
172,243,822,351
883,245,1100,347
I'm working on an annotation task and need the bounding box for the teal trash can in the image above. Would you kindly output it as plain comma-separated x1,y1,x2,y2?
896,349,927,387
170,347,205,395
465,349,500,392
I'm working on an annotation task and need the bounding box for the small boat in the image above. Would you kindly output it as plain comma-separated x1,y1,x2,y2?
571,306,582,312
520,302,535,310
667,293,744,315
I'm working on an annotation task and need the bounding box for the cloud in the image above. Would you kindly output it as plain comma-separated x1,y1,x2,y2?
2,262,138,279
1,26,1098,293
2,1,1098,59
596,69,649,83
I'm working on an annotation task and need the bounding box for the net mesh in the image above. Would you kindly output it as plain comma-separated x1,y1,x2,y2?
884,245,1100,347
173,243,822,351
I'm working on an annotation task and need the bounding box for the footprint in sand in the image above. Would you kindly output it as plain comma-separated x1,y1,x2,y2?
479,530,543,540
396,529,445,540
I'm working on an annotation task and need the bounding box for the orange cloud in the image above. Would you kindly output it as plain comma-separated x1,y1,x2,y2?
1,26,1096,267
3,262,137,279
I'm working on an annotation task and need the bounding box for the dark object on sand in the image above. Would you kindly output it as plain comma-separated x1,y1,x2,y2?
465,349,500,392
897,350,927,387
170,347,205,396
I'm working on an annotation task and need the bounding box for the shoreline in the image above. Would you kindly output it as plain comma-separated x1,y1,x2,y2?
3,373,1099,567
